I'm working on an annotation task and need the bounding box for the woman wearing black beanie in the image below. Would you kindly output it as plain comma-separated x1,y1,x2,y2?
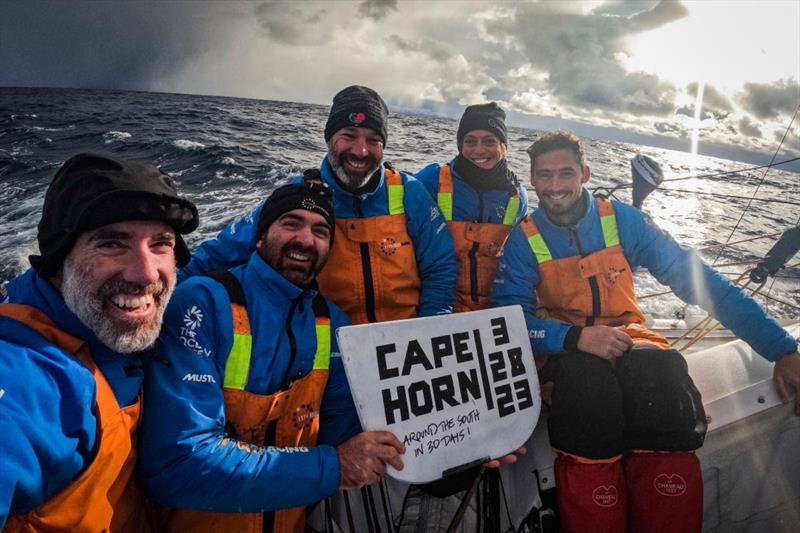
416,102,529,312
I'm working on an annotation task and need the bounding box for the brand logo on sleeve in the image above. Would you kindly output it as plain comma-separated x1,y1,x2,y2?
180,305,211,357
182,373,217,383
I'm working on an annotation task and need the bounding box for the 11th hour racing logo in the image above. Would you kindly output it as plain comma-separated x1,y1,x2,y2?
180,305,211,357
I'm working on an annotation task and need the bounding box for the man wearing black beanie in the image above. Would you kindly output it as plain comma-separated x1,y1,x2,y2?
140,179,406,533
0,153,197,530
182,85,457,326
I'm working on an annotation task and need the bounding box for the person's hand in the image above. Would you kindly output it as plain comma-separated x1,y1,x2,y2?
336,431,405,489
773,349,800,416
577,325,633,360
484,446,527,468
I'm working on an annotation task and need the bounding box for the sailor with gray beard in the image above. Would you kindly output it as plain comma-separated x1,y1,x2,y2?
0,153,198,531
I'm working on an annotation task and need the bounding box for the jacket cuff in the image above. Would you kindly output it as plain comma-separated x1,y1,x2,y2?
563,326,583,352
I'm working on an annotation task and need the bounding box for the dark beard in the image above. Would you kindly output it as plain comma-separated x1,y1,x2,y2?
269,243,321,288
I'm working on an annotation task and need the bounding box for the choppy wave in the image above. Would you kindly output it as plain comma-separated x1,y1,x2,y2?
172,139,205,151
104,130,131,143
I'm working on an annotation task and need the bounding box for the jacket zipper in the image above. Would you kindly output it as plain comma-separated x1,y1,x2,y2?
570,228,601,325
468,192,486,304
262,295,305,533
355,197,378,323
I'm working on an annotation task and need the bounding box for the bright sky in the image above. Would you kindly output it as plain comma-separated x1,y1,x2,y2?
2,0,799,163
625,1,800,88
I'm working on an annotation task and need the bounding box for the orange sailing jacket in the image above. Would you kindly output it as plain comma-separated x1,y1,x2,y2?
437,164,520,312
518,199,669,348
316,167,421,324
0,303,151,533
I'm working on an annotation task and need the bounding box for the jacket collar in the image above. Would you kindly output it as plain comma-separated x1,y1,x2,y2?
243,252,319,305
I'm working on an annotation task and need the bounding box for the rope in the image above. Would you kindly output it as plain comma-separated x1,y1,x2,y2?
657,188,800,207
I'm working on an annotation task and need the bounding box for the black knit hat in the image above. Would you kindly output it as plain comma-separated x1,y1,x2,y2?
457,102,508,147
256,181,336,244
30,153,199,277
324,85,388,146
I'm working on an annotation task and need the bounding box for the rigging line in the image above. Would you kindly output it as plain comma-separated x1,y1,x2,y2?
759,291,800,312
594,157,800,194
660,156,800,184
709,103,800,267
657,188,800,207
695,232,783,250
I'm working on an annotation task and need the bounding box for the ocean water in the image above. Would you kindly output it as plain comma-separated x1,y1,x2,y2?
1,87,798,320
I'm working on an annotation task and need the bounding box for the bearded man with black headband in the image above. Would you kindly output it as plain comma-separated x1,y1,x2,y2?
0,153,198,531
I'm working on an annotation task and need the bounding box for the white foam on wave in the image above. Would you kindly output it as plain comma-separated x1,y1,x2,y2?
103,131,132,143
221,156,236,165
172,139,205,151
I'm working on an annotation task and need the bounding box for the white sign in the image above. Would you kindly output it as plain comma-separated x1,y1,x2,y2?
337,305,540,483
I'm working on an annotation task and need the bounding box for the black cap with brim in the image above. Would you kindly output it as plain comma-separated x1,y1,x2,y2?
30,153,199,277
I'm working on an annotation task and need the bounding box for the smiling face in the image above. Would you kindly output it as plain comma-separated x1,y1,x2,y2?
57,220,177,353
257,209,332,288
531,148,591,224
460,129,507,169
327,126,384,189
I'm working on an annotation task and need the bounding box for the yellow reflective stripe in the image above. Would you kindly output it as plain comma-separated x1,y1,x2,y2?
527,233,553,264
438,192,453,221
601,214,620,247
503,196,520,225
223,332,252,390
388,184,405,215
313,323,331,370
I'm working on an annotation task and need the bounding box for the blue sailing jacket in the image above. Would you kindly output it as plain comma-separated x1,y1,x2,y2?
138,252,360,512
491,189,797,360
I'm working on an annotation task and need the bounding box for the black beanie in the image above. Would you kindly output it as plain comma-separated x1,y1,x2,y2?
257,181,336,244
30,153,199,277
457,102,508,147
324,85,389,146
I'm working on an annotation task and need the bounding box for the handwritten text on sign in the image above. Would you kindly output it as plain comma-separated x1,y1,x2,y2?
338,306,540,483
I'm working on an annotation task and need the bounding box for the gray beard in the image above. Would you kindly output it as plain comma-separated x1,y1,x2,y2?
61,256,173,353
327,152,381,191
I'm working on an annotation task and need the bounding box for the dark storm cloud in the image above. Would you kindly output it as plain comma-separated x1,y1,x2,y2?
254,1,329,44
482,0,687,116
0,1,229,90
737,116,762,138
360,0,398,20
737,79,800,119
478,1,687,116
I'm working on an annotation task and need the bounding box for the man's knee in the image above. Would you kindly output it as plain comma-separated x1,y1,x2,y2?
547,352,625,459
616,346,707,451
